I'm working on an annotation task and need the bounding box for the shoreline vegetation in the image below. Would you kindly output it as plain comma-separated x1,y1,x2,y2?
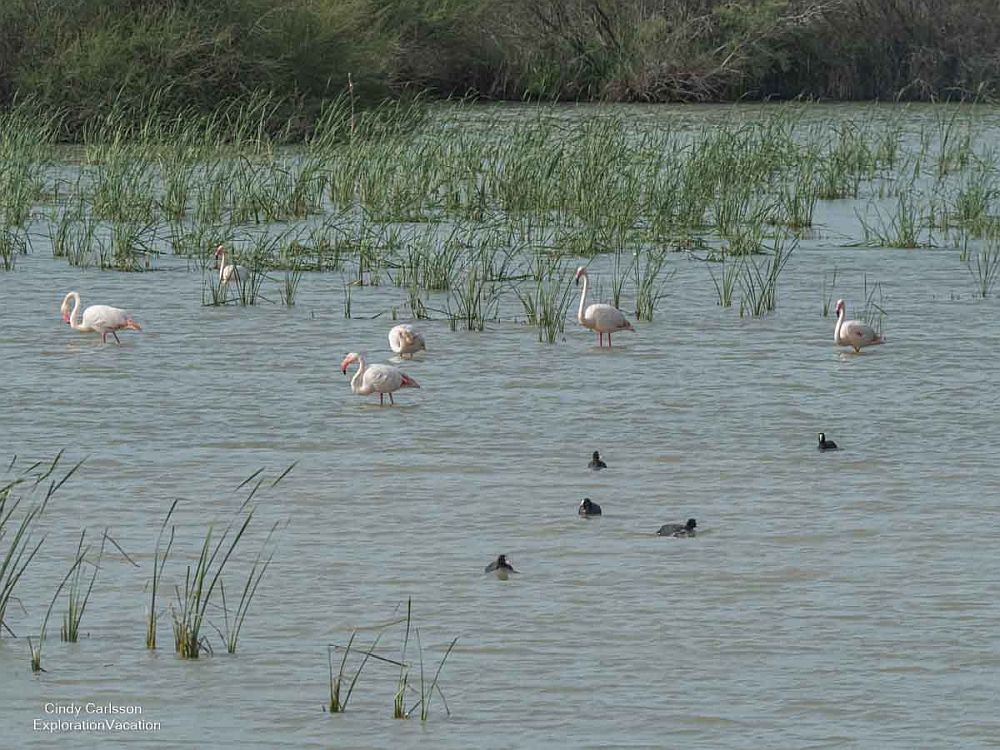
2,0,999,141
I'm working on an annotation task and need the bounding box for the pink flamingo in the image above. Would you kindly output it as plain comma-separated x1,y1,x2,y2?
834,299,885,353
341,352,419,405
214,245,249,286
388,324,426,359
61,291,141,344
574,266,635,347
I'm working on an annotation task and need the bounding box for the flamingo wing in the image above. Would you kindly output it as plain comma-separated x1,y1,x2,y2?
586,303,632,333
363,364,404,393
82,305,129,332
843,320,882,346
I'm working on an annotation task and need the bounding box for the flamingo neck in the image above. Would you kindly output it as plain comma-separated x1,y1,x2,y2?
217,252,227,281
577,273,589,324
68,292,82,330
350,355,367,393
834,307,844,344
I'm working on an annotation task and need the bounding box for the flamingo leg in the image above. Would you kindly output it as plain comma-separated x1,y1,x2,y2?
608,332,612,347
598,332,603,348
112,331,121,345
389,392,395,405
379,393,385,406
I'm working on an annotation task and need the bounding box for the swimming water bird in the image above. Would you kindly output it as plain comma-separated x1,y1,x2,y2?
388,324,426,359
834,299,885,352
485,555,518,580
657,519,697,537
341,352,420,406
579,498,602,516
574,266,635,347
588,451,607,470
817,432,839,451
60,292,141,344
214,245,250,286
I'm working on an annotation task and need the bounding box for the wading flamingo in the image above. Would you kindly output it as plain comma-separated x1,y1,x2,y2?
341,352,419,406
214,245,249,286
574,266,634,347
388,324,426,358
60,291,141,344
834,299,884,353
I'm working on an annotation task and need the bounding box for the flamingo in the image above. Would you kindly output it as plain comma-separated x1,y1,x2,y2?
60,291,141,344
388,324,426,359
834,299,885,353
214,245,249,286
574,266,635,347
341,352,420,406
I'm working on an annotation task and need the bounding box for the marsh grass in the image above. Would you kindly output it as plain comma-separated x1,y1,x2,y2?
393,598,413,719
30,549,86,672
280,264,304,306
0,227,29,271
822,268,839,317
632,249,672,321
516,262,575,343
327,631,382,713
0,487,45,637
861,275,888,335
171,511,254,659
708,255,739,308
739,238,795,317
146,500,177,650
410,630,458,721
966,242,1000,298
60,529,107,642
218,520,279,654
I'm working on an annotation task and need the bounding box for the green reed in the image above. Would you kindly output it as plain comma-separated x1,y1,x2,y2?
633,249,672,321
966,242,1000,298
219,520,278,654
708,255,739,308
0,227,29,271
60,529,106,642
393,598,413,719
328,631,382,713
146,499,177,650
739,237,795,317
822,268,839,317
31,549,86,672
171,510,254,659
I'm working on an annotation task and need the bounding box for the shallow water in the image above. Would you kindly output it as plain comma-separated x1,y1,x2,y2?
2,105,1000,749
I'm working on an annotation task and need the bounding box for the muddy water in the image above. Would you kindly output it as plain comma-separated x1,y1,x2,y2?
2,105,1000,749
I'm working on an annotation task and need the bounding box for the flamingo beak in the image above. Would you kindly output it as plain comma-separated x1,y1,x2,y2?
62,313,70,323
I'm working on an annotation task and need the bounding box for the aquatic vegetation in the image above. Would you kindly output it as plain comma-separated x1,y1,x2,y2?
146,500,177,650
0,227,28,271
60,529,105,643
30,549,85,672
821,268,839,317
327,631,382,713
739,238,795,318
708,255,739,308
966,242,1000,298
171,511,255,659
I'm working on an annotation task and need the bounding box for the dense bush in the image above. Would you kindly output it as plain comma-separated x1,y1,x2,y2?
1,0,999,139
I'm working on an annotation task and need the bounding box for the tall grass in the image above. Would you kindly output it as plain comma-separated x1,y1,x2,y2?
146,500,177,650
30,549,86,672
966,243,1000,298
171,511,254,659
60,529,106,642
327,631,382,713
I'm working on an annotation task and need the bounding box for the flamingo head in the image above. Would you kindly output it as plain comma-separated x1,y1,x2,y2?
835,299,845,315
340,352,361,374
59,296,71,322
574,266,587,285
213,245,226,268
